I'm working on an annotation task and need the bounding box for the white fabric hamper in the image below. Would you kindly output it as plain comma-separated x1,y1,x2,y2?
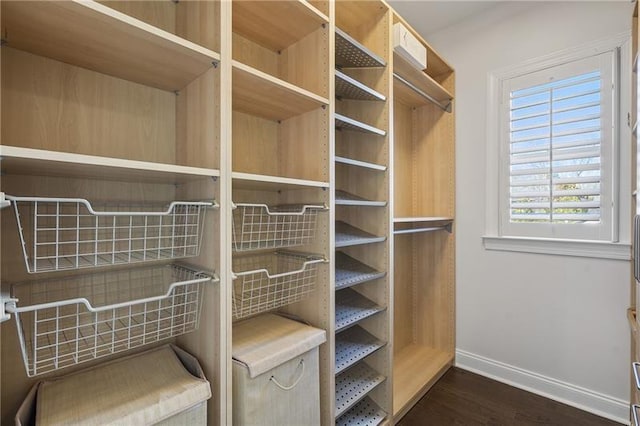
15,344,211,426
232,313,326,426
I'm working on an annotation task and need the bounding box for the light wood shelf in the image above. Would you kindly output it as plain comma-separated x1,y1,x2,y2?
0,146,220,184
233,61,329,121
393,53,453,109
233,0,328,52
393,345,453,418
1,0,220,92
232,172,329,191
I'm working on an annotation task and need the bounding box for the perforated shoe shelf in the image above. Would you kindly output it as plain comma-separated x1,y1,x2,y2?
336,288,385,333
335,190,386,207
335,362,386,419
337,396,387,426
335,221,386,248
335,325,385,375
335,70,386,102
335,28,386,69
335,252,386,290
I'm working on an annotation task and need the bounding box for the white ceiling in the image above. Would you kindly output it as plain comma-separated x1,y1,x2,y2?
387,1,502,37
387,1,630,38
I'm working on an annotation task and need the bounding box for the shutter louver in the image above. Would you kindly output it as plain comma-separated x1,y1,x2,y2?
509,71,602,224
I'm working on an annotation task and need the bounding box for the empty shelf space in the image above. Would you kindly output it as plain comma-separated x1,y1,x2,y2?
335,252,386,290
335,156,387,172
336,288,385,333
335,222,386,248
393,344,453,418
335,113,386,136
335,325,385,374
393,53,453,110
394,217,454,235
233,1,328,52
336,396,387,426
335,190,386,207
336,28,386,68
232,172,329,191
335,363,386,418
335,70,386,101
233,61,329,121
0,146,220,184
1,0,219,92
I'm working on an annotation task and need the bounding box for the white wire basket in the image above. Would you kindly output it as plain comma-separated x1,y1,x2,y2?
5,264,215,377
232,203,327,252
232,251,326,319
6,195,216,273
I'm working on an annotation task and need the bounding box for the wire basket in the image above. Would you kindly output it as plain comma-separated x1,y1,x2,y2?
232,251,325,319
232,203,326,251
6,195,216,273
5,264,214,377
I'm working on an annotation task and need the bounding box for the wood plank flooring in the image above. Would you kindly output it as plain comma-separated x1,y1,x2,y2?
397,368,622,426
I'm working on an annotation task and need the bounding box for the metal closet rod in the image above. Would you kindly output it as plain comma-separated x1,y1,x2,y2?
394,224,452,235
393,72,452,113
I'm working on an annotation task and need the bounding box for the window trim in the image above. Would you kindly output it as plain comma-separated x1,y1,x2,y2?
484,32,631,259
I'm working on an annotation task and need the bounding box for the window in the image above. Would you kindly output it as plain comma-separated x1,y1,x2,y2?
500,51,617,242
484,34,632,259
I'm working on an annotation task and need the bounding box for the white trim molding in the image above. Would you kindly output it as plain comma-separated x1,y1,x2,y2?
483,236,631,260
456,349,629,424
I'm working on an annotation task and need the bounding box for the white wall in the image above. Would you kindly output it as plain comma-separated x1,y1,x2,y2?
396,2,634,423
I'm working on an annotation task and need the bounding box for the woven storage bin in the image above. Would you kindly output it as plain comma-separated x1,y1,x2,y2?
232,314,326,426
15,344,211,426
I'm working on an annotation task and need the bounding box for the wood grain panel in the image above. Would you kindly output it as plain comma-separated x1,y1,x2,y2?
414,102,455,217
280,108,329,183
98,1,176,34
176,67,220,170
232,111,279,176
176,0,220,52
232,32,279,77
2,47,176,164
280,26,329,98
393,100,414,217
393,236,415,352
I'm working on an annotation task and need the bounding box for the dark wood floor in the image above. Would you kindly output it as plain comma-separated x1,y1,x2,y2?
397,368,621,426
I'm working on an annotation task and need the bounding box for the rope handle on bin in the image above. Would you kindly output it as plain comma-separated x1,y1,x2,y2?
269,359,305,391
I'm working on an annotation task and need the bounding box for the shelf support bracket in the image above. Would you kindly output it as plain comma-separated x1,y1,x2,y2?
1,292,17,323
0,192,11,209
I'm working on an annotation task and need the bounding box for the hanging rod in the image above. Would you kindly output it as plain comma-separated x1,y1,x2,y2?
393,224,452,235
393,72,452,113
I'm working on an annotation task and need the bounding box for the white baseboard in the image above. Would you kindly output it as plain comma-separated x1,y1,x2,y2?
455,349,630,425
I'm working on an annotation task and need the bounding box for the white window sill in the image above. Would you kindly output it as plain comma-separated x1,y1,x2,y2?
482,236,631,260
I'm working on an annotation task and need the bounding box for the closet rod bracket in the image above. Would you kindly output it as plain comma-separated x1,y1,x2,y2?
0,192,11,209
0,293,17,323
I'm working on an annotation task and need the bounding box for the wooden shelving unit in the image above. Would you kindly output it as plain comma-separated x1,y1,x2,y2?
334,2,393,424
1,0,220,91
1,1,225,425
0,1,455,424
391,10,456,421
